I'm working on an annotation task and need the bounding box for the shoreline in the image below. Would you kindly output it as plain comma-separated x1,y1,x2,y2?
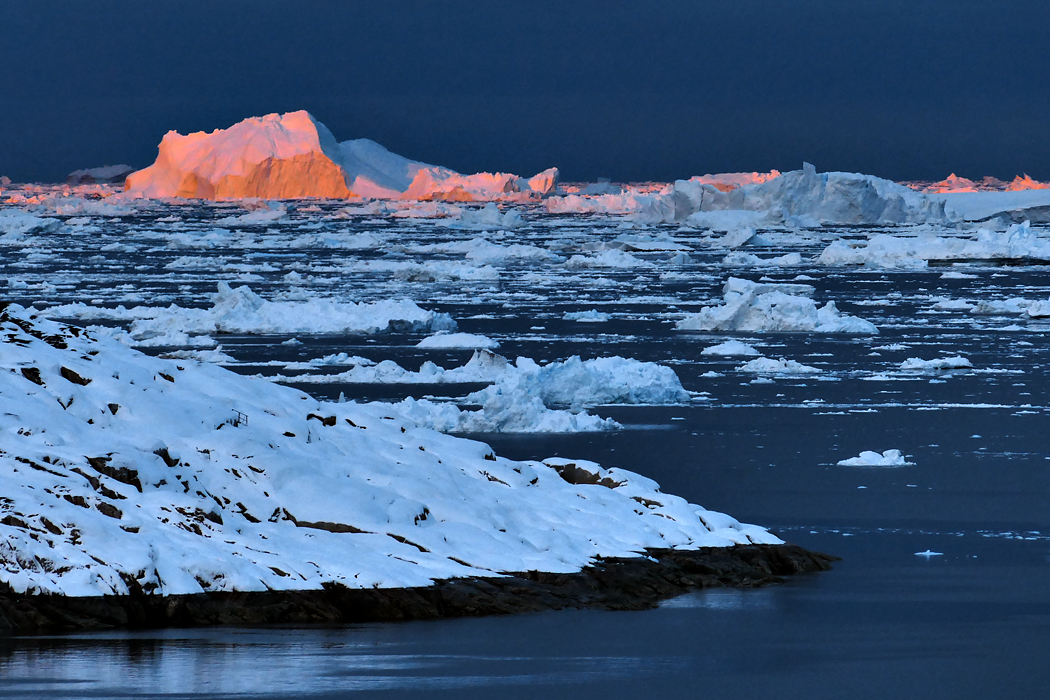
0,543,835,636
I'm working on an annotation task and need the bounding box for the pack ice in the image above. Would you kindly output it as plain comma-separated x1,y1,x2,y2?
123,111,558,201
0,305,777,597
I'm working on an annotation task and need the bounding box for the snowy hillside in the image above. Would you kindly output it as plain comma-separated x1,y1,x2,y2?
0,304,777,598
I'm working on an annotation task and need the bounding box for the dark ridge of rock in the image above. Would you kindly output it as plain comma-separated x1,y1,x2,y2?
0,544,836,636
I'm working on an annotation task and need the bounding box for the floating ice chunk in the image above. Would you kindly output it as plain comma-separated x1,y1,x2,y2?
45,283,456,343
837,449,914,467
216,202,287,226
417,332,499,349
737,357,821,374
723,251,804,267
563,310,612,322
404,166,559,202
544,189,674,222
1026,300,1050,318
718,226,757,249
900,356,973,371
392,396,619,433
447,202,524,230
465,355,691,410
702,340,761,356
0,210,60,238
564,249,653,269
676,278,877,334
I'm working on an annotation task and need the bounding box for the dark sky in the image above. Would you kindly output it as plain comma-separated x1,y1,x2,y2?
3,1,1049,183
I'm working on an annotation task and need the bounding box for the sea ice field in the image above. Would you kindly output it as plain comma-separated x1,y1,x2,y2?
2,178,1050,698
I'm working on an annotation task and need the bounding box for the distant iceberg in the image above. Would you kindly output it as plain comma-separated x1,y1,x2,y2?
673,162,948,226
124,110,558,201
66,164,136,186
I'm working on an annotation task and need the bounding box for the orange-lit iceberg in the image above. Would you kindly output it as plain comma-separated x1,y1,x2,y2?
124,111,558,201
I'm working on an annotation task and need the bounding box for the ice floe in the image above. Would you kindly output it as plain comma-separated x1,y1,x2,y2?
416,332,499,350
900,357,973,371
676,278,877,334
43,283,456,344
737,357,821,375
837,449,913,467
701,340,761,357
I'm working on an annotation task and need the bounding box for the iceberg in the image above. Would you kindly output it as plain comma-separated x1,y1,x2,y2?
673,163,948,226
124,110,558,202
676,278,878,334
66,164,136,186
817,222,1050,268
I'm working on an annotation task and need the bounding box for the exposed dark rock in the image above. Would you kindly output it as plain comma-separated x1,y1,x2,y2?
60,366,91,386
549,461,623,489
0,544,836,636
86,456,143,492
20,367,43,386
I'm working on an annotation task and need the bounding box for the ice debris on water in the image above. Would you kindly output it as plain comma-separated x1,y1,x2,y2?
837,450,914,467
676,278,878,334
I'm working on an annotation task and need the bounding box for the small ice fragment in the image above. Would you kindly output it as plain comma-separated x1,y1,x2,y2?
281,337,303,346
837,449,913,467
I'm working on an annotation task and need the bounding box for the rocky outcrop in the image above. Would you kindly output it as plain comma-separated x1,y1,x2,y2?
0,544,835,635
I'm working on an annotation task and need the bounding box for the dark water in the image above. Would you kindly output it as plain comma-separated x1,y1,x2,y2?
2,203,1050,697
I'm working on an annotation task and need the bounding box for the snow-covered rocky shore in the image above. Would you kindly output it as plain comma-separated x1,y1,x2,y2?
0,305,831,634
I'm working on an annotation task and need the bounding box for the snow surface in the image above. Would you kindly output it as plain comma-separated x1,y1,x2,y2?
837,450,913,467
676,278,878,334
0,306,778,598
